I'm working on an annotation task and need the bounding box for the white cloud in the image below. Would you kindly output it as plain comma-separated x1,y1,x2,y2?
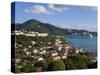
48,4,69,12
24,4,69,15
24,5,50,15
31,5,50,14
81,6,97,11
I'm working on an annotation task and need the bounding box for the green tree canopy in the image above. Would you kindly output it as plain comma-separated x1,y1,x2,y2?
48,60,65,71
65,54,92,70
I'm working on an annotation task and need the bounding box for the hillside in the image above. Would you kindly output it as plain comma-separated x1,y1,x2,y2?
15,19,97,36
16,19,68,35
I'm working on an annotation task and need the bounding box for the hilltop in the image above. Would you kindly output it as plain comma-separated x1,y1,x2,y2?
14,19,97,36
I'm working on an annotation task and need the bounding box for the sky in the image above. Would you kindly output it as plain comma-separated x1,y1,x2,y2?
13,2,97,32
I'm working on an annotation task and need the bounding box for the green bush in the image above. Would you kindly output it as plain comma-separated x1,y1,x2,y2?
48,60,65,71
65,54,92,70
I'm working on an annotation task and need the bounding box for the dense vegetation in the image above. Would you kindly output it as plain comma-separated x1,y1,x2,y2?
15,54,97,73
16,35,55,47
15,35,97,73
48,60,65,71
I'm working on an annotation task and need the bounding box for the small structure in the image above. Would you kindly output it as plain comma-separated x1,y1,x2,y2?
53,56,61,61
15,59,21,64
24,33,36,37
75,48,84,54
61,55,67,59
33,49,38,54
55,39,62,45
15,30,24,35
38,57,44,61
37,33,48,37
50,51,58,57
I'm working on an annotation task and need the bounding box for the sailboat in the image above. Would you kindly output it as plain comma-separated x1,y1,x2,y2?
89,33,93,39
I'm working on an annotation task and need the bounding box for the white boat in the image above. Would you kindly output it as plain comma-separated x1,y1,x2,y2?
89,33,93,39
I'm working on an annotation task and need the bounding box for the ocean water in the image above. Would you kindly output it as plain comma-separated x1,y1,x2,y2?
64,35,97,52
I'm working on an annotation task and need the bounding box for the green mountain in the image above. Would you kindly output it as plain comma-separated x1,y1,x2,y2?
15,19,97,36
16,19,68,35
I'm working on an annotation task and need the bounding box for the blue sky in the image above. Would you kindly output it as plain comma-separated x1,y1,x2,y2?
14,2,97,32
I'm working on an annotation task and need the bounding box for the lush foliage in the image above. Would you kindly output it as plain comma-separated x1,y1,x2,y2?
14,35,97,73
48,60,65,71
16,35,55,47
64,54,92,70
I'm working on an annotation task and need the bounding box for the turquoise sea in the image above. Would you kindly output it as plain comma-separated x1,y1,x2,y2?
64,35,97,52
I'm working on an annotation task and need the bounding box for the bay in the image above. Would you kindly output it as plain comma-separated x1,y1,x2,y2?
64,35,97,52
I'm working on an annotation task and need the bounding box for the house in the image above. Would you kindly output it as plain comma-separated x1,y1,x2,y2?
33,49,38,54
53,56,61,61
75,48,84,54
28,46,32,48
42,50,46,54
38,57,44,61
25,50,31,56
61,55,67,59
31,56,44,61
64,45,72,50
23,48,28,52
39,50,46,55
50,51,58,57
57,44,63,51
55,39,62,45
31,56,39,61
63,52,68,56
15,59,21,64
32,41,36,45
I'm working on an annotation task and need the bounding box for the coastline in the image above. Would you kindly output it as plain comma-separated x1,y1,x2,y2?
13,33,97,73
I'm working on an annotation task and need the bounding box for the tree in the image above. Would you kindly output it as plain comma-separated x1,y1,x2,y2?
65,54,91,70
88,61,97,69
22,61,34,72
48,60,65,71
34,61,48,71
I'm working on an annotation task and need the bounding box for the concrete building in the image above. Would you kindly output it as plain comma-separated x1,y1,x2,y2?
37,33,48,37
24,33,36,37
15,30,24,35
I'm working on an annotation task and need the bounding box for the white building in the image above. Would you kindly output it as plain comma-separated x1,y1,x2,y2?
61,55,67,59
33,49,38,54
15,59,21,64
37,33,48,37
38,57,44,61
26,51,31,55
15,30,24,35
54,56,61,61
51,52,58,57
55,39,62,45
32,41,36,45
24,33,36,37
39,50,46,55
75,48,84,54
